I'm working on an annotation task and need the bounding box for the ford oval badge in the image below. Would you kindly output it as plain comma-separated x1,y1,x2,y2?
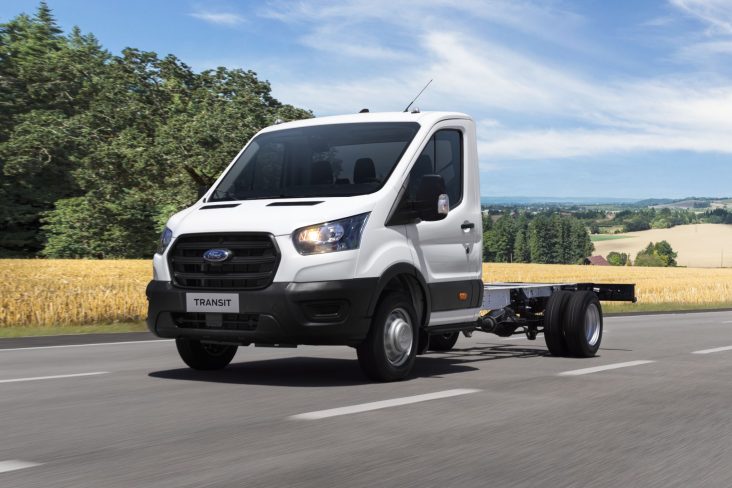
203,248,233,263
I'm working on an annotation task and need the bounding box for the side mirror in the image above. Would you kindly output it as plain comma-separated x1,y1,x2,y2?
415,174,449,221
197,185,209,200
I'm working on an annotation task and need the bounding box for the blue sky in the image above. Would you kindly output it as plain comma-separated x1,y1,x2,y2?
2,0,732,200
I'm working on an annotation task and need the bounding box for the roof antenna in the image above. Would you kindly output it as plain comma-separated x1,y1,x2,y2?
403,79,433,112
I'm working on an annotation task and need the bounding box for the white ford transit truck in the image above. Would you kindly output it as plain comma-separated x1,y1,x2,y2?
146,111,635,381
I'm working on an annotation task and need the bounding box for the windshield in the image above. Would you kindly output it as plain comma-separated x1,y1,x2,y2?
209,122,420,201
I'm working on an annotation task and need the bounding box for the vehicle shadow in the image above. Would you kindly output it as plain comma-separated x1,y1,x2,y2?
148,343,550,387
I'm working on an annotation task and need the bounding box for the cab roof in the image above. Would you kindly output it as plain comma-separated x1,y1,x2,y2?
259,111,472,134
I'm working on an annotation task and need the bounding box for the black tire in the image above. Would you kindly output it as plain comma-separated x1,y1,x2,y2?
543,290,572,356
175,338,238,370
428,332,459,351
417,329,430,355
563,291,603,358
357,292,419,382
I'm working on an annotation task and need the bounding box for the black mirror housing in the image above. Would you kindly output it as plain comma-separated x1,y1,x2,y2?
415,174,449,221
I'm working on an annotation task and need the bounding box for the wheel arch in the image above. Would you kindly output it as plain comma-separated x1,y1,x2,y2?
367,263,431,328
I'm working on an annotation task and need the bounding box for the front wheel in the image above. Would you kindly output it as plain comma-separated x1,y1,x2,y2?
357,292,418,382
175,338,238,370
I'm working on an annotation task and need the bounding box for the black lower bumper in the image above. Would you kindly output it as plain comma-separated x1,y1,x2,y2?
146,279,377,346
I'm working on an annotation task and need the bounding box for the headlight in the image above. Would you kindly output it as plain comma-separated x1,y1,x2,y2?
293,213,370,255
156,227,173,255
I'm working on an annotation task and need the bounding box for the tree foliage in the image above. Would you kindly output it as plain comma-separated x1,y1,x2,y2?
483,211,594,264
606,251,630,266
0,3,312,257
635,241,678,267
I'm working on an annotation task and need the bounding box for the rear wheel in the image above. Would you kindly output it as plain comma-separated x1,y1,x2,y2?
428,332,459,351
543,290,572,356
563,291,603,357
357,292,418,382
176,338,238,370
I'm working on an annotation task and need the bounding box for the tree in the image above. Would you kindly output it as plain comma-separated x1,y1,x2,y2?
528,214,555,264
513,214,530,263
482,211,594,264
634,241,678,267
486,215,516,262
607,251,629,266
0,4,109,255
653,240,678,267
0,3,312,257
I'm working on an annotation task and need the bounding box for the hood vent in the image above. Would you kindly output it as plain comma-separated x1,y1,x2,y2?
267,201,323,207
200,203,240,210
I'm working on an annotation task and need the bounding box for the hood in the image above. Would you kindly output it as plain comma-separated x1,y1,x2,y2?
170,196,378,237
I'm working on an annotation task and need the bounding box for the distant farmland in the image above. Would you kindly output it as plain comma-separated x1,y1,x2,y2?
592,224,732,268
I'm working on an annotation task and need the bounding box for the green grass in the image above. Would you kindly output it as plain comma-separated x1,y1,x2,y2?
603,302,732,314
0,321,147,339
591,234,629,242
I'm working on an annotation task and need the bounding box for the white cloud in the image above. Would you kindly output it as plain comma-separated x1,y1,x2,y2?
299,25,412,61
679,39,732,59
667,0,732,62
478,127,732,160
190,11,245,26
264,0,732,162
670,0,732,34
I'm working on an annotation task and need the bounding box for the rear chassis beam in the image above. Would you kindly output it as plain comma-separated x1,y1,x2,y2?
427,282,636,339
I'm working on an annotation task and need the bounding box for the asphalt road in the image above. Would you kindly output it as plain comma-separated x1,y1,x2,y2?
1,311,732,488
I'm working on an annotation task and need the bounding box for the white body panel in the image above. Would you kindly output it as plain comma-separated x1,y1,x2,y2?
153,111,484,326
405,118,483,284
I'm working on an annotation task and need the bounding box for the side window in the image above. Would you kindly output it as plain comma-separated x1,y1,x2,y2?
407,129,463,209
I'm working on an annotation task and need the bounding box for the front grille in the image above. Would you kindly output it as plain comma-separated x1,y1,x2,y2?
169,233,279,289
172,312,260,331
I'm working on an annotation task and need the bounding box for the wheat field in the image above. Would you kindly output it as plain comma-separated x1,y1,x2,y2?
484,263,732,311
1,259,731,328
1,260,150,328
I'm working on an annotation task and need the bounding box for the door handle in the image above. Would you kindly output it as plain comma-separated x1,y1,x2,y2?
461,222,475,230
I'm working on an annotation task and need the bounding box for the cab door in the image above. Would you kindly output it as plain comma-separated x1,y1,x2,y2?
404,119,483,326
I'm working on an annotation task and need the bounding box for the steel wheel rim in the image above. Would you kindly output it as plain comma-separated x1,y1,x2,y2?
584,303,601,346
383,307,413,367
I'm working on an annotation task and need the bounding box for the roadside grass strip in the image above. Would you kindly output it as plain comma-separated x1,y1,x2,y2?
0,460,41,474
290,389,481,420
559,360,655,376
692,345,732,355
0,339,170,352
0,372,108,384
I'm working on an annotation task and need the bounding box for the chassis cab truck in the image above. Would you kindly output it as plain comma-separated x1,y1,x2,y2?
146,111,635,381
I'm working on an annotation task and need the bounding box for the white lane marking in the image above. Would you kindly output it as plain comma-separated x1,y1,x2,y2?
0,340,170,352
559,360,655,376
723,321,732,324
692,345,732,355
0,372,108,384
290,389,481,420
0,460,41,474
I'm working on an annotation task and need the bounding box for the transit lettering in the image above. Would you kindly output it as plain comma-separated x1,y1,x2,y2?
193,298,232,307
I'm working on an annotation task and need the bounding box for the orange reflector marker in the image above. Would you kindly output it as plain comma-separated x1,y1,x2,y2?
458,291,469,301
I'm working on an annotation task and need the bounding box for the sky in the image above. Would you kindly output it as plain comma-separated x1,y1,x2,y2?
2,0,732,200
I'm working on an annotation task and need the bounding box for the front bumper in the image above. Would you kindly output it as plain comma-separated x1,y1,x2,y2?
146,279,377,346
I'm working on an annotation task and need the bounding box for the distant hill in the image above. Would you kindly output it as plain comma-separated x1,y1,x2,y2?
651,199,711,209
480,196,732,208
480,196,638,205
